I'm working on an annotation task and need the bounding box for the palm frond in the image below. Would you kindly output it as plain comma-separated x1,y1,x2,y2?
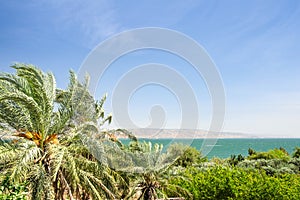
30,164,53,200
0,64,120,199
10,142,41,181
80,170,116,199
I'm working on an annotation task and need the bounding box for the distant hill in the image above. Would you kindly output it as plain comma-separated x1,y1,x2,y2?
0,129,258,141
127,128,257,139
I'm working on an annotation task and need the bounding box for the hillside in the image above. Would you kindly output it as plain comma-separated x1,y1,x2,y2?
127,128,256,139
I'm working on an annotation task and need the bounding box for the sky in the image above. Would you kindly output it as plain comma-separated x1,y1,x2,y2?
0,0,300,137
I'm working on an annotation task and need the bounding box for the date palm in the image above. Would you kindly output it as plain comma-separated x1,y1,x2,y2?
107,140,191,200
0,64,116,199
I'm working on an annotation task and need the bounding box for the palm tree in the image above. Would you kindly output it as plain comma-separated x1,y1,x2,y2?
0,64,117,199
108,140,191,200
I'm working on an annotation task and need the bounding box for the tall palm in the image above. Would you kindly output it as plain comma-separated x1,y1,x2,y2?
0,64,116,199
105,140,191,200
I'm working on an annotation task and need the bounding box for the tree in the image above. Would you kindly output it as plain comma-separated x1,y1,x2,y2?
0,64,116,199
166,143,207,167
229,154,245,166
248,148,290,161
292,147,300,158
115,141,191,199
248,148,256,156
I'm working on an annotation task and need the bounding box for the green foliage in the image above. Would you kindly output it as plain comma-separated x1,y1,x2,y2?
248,148,290,161
168,166,300,199
0,64,118,199
248,148,256,156
237,158,300,175
228,154,245,166
166,143,207,167
292,147,300,158
105,141,192,199
279,147,289,155
1,64,300,199
0,176,28,200
126,165,191,199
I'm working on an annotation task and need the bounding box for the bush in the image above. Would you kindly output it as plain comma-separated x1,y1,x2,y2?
248,148,290,161
166,143,207,167
0,176,28,200
237,158,300,175
228,154,245,166
292,147,300,158
168,166,300,199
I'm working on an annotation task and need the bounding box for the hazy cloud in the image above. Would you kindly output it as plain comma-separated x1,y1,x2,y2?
36,0,122,48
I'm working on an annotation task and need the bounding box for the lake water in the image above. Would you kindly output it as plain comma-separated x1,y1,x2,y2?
126,138,300,159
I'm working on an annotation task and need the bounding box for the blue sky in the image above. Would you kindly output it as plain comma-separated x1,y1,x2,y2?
1,0,300,137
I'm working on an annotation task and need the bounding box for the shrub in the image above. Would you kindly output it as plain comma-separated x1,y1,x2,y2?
166,143,207,167
168,166,300,199
248,148,256,156
292,147,300,158
228,154,245,166
248,148,290,161
237,158,300,175
0,176,28,200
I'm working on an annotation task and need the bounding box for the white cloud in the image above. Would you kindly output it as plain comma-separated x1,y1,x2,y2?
37,0,122,48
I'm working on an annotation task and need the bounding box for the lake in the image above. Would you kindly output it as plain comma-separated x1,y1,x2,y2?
126,138,300,159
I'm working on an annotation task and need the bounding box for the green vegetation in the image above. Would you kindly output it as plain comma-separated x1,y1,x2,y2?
166,143,207,167
0,176,28,200
292,147,300,158
168,166,300,199
0,64,300,199
0,64,118,199
247,147,290,161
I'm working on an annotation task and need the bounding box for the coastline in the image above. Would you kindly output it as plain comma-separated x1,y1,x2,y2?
125,128,300,139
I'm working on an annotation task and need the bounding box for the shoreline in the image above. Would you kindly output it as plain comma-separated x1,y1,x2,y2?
120,137,300,139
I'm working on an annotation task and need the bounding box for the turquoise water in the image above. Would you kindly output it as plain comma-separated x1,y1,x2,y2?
124,138,300,159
